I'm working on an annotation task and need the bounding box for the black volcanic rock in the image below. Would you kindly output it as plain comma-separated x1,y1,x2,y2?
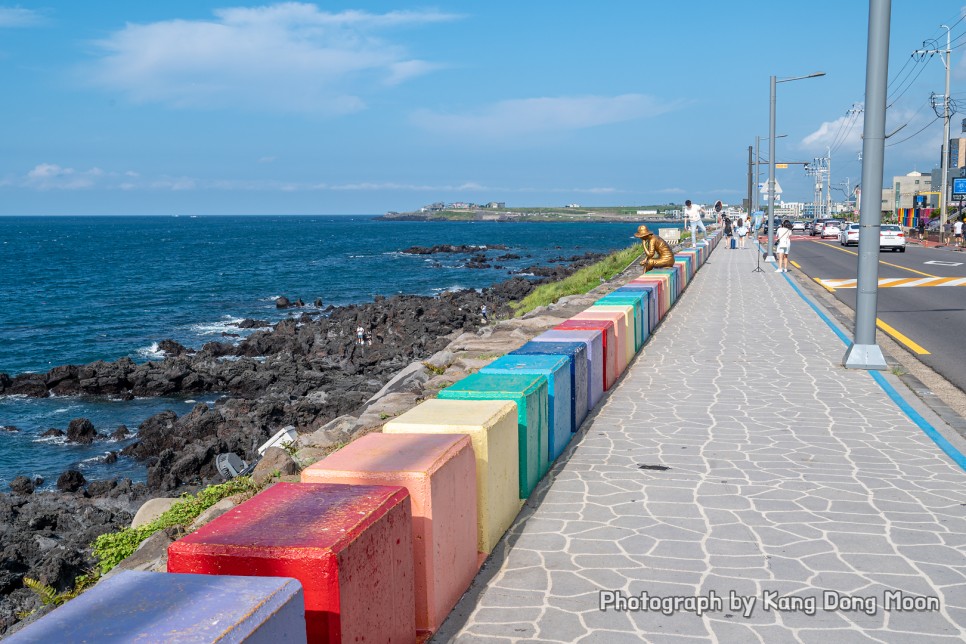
40,428,64,439
55,470,86,493
8,477,33,496
66,418,98,445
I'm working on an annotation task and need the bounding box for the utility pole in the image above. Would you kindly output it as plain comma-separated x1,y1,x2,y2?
747,145,754,215
918,25,953,243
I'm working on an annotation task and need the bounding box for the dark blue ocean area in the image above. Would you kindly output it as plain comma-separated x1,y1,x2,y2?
1,215,681,487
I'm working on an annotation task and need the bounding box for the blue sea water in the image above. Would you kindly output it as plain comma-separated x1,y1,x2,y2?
0,215,679,487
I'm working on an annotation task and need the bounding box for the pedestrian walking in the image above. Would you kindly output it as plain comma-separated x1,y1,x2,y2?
775,220,792,273
918,217,927,241
356,325,365,346
684,199,706,247
481,304,488,323
723,216,734,248
736,218,748,249
944,221,953,245
955,219,963,249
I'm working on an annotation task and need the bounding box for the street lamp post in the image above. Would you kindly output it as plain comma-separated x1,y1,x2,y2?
766,72,826,262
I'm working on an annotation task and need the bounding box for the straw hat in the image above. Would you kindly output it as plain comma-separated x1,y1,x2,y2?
633,224,653,238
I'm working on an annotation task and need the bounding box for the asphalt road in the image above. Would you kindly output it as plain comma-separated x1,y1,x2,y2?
782,234,966,391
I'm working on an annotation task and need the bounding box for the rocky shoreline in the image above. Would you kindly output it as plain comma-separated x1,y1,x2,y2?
0,250,609,635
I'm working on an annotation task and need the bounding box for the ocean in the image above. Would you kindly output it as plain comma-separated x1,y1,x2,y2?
1,215,681,487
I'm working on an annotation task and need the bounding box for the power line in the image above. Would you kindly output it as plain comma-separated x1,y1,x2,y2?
885,115,941,147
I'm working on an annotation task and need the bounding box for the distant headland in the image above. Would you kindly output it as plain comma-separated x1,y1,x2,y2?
377,201,686,223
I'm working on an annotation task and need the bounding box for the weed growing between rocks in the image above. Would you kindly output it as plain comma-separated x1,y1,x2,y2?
91,477,259,575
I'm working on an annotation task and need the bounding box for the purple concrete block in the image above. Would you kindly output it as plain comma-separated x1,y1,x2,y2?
6,571,306,644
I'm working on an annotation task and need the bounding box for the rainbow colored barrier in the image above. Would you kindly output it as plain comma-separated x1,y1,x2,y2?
301,433,477,636
383,399,520,554
554,319,618,390
532,329,603,411
437,371,549,498
571,310,629,375
168,482,415,643
6,571,307,643
20,232,723,643
594,293,649,350
511,341,589,431
481,354,573,461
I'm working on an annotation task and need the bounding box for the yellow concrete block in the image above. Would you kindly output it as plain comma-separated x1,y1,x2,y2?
586,304,635,360
384,398,520,553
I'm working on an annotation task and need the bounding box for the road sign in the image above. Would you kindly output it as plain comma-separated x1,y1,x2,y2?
758,180,783,195
776,163,789,169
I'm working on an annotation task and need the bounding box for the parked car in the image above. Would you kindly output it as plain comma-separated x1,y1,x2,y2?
821,220,843,239
791,221,807,233
839,223,860,246
880,224,906,252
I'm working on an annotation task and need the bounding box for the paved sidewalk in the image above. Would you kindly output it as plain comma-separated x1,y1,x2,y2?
436,242,966,643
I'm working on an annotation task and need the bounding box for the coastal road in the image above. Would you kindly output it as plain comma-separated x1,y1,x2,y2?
783,234,966,391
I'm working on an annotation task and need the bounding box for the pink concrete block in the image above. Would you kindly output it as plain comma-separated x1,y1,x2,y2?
571,310,628,375
302,433,478,636
168,482,415,644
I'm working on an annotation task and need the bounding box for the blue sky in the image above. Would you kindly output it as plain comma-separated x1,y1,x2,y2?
1,1,965,215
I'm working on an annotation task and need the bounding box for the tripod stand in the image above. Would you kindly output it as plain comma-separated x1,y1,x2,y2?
752,229,765,273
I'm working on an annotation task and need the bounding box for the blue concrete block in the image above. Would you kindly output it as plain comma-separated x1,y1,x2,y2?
7,571,306,644
482,354,572,463
532,329,603,411
510,340,589,432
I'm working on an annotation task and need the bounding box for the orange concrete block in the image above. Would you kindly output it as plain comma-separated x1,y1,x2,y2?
302,433,478,636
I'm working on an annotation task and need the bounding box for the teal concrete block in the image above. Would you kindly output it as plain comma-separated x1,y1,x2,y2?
438,372,548,498
483,354,572,463
533,329,603,411
6,571,306,644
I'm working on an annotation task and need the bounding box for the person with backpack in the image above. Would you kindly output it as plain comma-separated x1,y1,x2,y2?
723,216,734,248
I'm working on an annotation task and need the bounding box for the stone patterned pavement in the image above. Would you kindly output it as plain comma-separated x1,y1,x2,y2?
435,242,966,643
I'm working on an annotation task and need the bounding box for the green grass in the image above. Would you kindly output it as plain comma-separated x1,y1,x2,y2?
91,477,259,575
509,244,643,316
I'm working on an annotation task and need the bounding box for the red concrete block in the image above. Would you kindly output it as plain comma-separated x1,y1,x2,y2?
554,319,617,390
168,482,415,644
301,433,478,636
571,310,628,375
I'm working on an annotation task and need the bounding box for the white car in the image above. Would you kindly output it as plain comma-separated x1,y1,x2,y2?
839,223,860,246
792,221,807,234
880,224,906,252
821,220,843,239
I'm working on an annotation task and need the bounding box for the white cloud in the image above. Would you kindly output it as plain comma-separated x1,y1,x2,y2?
23,163,99,190
802,111,863,152
411,94,681,139
0,7,44,27
87,3,459,113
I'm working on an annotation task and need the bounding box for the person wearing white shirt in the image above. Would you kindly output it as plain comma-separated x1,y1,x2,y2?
684,199,706,247
775,221,792,272
954,219,963,248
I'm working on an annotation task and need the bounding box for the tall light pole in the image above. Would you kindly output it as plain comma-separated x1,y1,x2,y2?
940,24,951,242
843,0,890,371
754,134,786,218
766,72,826,262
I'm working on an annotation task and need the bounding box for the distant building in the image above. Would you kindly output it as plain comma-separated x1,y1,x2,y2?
893,171,933,209
486,202,506,209
566,203,581,208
